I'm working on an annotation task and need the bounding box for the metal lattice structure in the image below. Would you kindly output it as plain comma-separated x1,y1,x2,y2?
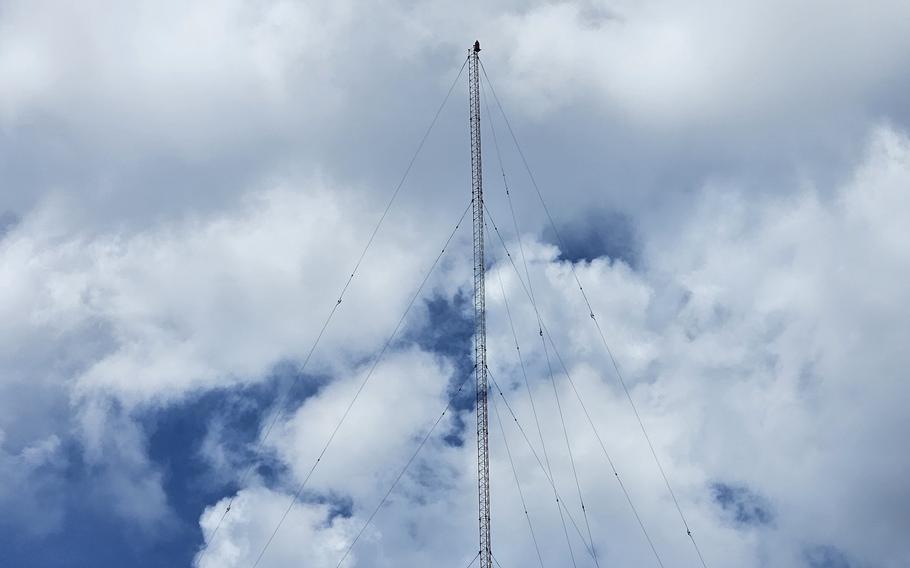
469,40,493,568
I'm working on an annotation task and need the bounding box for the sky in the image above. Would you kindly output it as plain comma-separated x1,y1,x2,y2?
1,1,910,567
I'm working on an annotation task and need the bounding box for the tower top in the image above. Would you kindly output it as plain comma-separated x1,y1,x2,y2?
474,40,481,53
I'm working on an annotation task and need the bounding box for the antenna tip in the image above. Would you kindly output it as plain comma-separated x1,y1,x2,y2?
473,40,481,53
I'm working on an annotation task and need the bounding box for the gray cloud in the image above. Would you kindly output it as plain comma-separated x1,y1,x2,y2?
4,0,909,230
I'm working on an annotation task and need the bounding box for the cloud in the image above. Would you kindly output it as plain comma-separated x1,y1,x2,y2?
0,177,469,543
497,0,910,127
196,125,910,567
196,487,356,568
0,432,65,537
5,0,909,231
1,1,908,566
77,397,172,529
2,183,464,407
268,348,457,499
196,347,480,568
0,0,348,147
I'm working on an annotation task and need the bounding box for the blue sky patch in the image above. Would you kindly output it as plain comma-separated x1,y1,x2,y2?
406,292,476,447
805,545,852,568
544,210,639,268
711,482,774,527
0,363,330,568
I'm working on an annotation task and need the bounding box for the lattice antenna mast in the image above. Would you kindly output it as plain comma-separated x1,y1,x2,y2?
469,40,493,568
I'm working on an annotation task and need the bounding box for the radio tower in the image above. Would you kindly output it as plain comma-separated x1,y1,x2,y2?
469,39,492,568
